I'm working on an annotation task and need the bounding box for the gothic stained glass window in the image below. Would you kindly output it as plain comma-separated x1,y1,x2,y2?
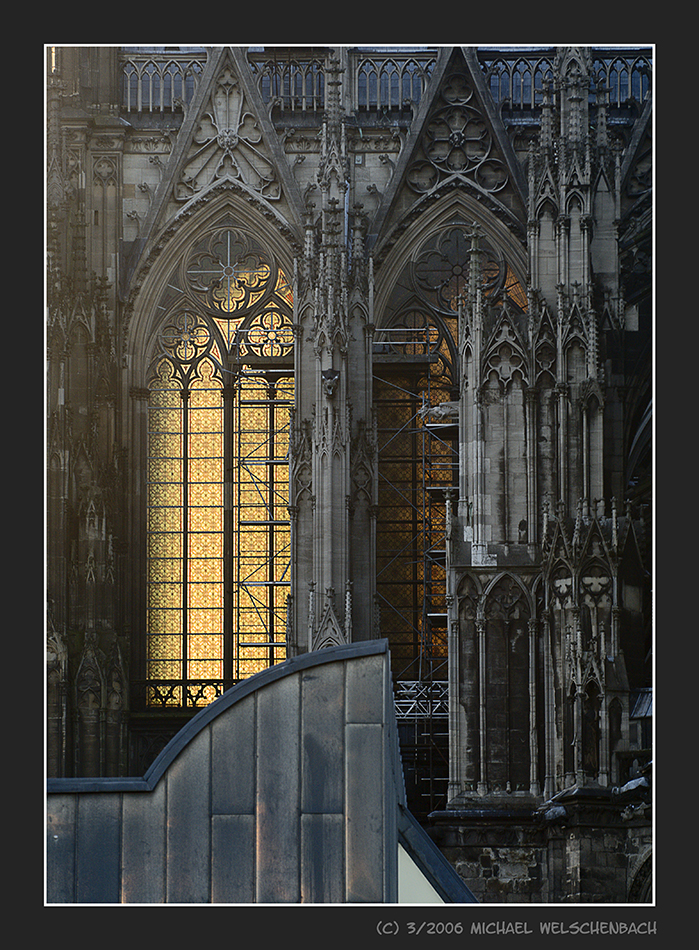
229,373,293,681
373,223,527,815
374,318,457,683
146,353,224,707
374,224,527,684
145,223,294,707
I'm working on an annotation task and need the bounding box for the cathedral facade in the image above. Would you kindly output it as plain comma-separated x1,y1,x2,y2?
46,45,653,903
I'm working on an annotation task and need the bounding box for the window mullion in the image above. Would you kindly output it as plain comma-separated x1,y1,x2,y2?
267,382,275,667
223,381,235,685
181,386,190,700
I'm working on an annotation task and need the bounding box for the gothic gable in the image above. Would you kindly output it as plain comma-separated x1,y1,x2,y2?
313,600,347,651
177,59,281,202
128,47,305,280
534,164,558,217
369,47,528,253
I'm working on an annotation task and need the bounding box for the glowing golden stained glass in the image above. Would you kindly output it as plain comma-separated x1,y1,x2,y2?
275,268,293,305
147,361,184,688
147,261,293,705
210,257,271,314
146,356,225,701
211,268,294,358
185,363,224,683
229,374,293,681
159,312,211,365
247,309,295,358
504,266,528,310
184,227,276,319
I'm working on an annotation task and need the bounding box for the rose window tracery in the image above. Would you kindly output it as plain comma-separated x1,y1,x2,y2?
152,224,295,361
158,311,212,367
411,225,518,314
245,309,295,358
407,69,509,196
426,106,489,173
184,226,275,317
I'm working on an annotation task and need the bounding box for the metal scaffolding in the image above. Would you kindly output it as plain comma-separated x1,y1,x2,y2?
373,323,459,815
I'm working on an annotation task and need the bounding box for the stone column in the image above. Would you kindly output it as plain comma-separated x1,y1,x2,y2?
525,386,538,546
477,615,488,795
528,618,540,795
542,611,556,799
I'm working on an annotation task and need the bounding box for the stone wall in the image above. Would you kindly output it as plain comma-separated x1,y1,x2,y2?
429,782,652,903
429,809,549,903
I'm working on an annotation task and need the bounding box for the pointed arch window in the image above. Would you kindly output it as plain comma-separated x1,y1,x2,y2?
373,223,527,683
144,222,294,707
372,222,528,815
